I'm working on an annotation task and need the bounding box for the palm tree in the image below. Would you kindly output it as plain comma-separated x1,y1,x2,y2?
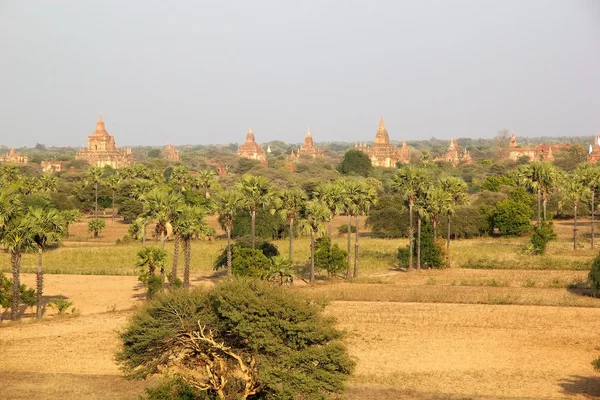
439,177,469,265
236,175,274,249
130,179,157,200
424,186,451,239
575,163,600,248
391,166,429,269
0,165,21,187
2,218,36,320
61,209,81,237
515,162,558,225
105,174,123,221
142,188,185,250
38,175,58,193
413,202,430,271
216,191,246,274
352,183,377,278
87,167,104,218
174,206,208,287
340,180,361,278
28,207,66,319
136,246,167,299
195,169,218,199
561,178,590,250
313,182,344,238
299,202,329,282
170,165,190,193
277,189,307,261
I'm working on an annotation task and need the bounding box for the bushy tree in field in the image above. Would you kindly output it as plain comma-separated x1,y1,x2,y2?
213,237,280,272
219,209,287,240
314,237,348,276
0,272,36,314
412,222,444,268
87,218,106,238
117,280,354,400
337,149,373,177
490,189,533,236
530,220,556,255
231,247,272,278
589,254,600,296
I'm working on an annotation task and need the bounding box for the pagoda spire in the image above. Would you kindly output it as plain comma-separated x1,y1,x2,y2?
379,116,385,130
246,127,256,143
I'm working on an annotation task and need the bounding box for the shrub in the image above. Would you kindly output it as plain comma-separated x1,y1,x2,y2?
588,253,600,296
219,209,287,240
397,247,410,268
213,237,279,271
88,218,106,238
143,377,211,400
48,298,74,314
314,237,348,276
117,280,354,399
337,149,373,176
531,220,557,255
490,189,533,236
337,223,357,235
0,272,36,310
118,198,144,223
231,247,272,277
415,222,445,268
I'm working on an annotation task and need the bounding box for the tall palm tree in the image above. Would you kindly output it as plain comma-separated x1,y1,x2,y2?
136,246,167,299
28,207,66,319
38,175,58,193
216,191,246,274
439,176,469,265
424,186,451,239
277,189,307,262
87,167,104,218
340,180,361,278
313,182,345,238
174,206,208,287
236,175,274,249
106,174,123,221
60,209,81,237
391,166,429,269
561,178,590,250
2,218,36,320
142,188,185,252
575,163,600,248
413,202,429,271
131,179,157,200
170,165,190,193
299,202,329,282
0,165,21,187
195,169,218,199
352,182,377,278
515,162,558,225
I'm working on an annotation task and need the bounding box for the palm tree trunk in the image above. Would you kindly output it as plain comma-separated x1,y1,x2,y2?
11,252,20,321
446,214,451,267
408,203,414,269
172,235,180,282
112,190,115,222
160,230,165,250
573,204,578,251
354,214,359,278
433,218,438,240
346,213,352,279
289,218,294,261
184,238,191,288
537,190,541,226
592,191,595,249
142,223,146,246
36,248,43,319
227,226,232,275
310,231,315,283
251,209,256,249
95,182,98,218
328,219,333,239
543,196,548,222
416,217,422,271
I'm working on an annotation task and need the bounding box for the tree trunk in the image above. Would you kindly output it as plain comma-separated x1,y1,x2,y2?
11,252,21,321
184,238,191,288
346,213,352,279
408,202,414,270
251,209,256,249
289,218,294,262
142,224,146,246
328,218,333,239
94,229,99,238
543,196,548,222
36,248,43,319
573,204,578,251
112,190,115,222
227,227,232,275
433,218,438,240
95,182,98,218
310,231,315,283
416,217,422,271
354,214,359,278
172,235,180,282
537,190,541,226
592,191,595,249
160,230,165,250
446,214,451,267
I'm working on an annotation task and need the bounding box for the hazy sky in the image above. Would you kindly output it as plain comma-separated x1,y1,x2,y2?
1,0,599,147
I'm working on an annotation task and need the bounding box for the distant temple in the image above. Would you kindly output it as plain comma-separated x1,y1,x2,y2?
0,149,28,164
587,135,600,163
75,116,134,168
506,132,567,162
41,161,66,173
164,143,180,162
290,128,324,159
355,117,410,167
434,138,473,166
237,127,267,162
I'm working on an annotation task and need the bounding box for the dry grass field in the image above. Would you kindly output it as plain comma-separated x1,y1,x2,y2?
2,216,600,399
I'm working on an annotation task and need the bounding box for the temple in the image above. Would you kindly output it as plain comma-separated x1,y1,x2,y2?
290,128,324,159
587,135,600,163
237,127,267,162
41,161,66,173
506,132,562,162
0,149,28,164
164,144,180,162
75,116,134,168
434,138,474,166
355,117,410,167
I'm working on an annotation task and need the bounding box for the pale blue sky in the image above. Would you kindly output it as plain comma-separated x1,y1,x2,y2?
0,0,599,147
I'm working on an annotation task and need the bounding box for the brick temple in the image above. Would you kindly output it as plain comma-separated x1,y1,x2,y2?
75,116,134,168
356,117,410,167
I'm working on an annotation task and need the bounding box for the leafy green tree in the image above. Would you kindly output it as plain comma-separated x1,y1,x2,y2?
87,167,104,217
561,178,589,250
216,191,246,274
412,221,444,268
350,182,377,278
276,189,307,261
314,237,348,277
263,256,294,286
575,163,600,248
231,247,272,277
38,175,58,193
491,189,533,236
105,174,123,221
213,237,280,273
173,206,208,287
28,207,66,319
116,280,354,399
337,149,373,177
514,162,559,224
60,209,81,237
299,202,330,282
193,169,218,199
424,186,451,239
313,182,345,238
0,272,36,314
136,246,167,299
88,218,106,238
588,253,600,296
439,176,469,265
169,165,190,193
530,220,557,255
142,188,185,249
236,175,275,249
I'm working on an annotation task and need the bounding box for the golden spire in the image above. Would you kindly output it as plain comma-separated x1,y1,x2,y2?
379,116,385,130
94,114,107,135
246,127,255,143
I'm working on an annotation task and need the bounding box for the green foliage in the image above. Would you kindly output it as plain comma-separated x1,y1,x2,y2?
397,247,410,268
136,246,168,298
48,298,74,314
220,209,287,240
438,206,488,239
337,149,373,177
415,222,445,268
231,247,272,277
117,279,354,399
480,175,514,192
0,272,36,309
118,198,144,223
589,253,600,296
213,236,280,270
314,237,348,276
530,220,557,255
337,223,357,235
142,377,212,400
87,218,106,237
490,189,533,236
